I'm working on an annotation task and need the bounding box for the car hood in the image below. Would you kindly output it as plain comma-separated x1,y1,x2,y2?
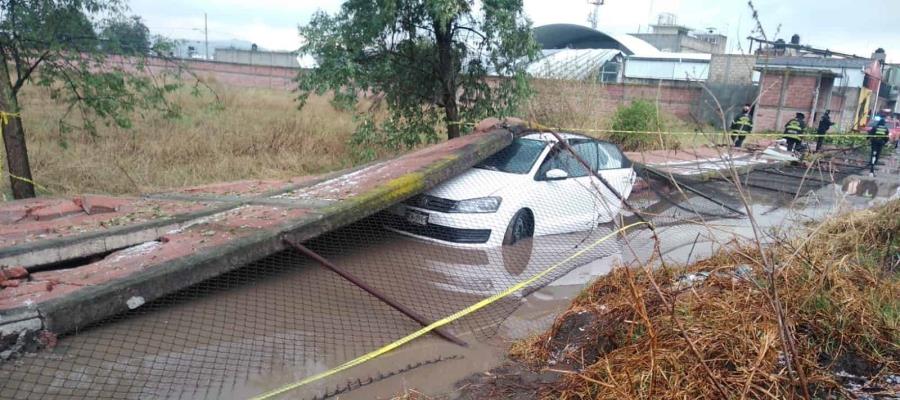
426,168,526,200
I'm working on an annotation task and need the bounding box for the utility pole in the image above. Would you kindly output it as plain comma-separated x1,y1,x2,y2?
204,12,209,60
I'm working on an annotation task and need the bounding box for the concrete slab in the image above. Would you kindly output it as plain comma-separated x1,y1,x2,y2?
0,120,514,351
625,146,783,181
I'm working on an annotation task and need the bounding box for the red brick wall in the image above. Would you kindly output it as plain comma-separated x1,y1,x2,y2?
533,80,702,121
127,58,705,122
756,71,825,131
109,56,301,89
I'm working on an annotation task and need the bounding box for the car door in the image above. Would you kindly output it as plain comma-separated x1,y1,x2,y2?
529,142,598,236
594,141,635,221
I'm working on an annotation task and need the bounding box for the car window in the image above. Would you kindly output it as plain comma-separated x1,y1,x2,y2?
536,144,591,179
597,142,628,169
571,140,599,174
475,138,546,174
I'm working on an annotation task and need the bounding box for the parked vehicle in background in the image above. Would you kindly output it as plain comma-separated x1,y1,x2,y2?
386,132,636,247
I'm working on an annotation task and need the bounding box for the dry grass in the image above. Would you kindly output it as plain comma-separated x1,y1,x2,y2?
525,79,618,133
6,78,719,198
524,79,702,148
511,200,900,399
5,83,361,197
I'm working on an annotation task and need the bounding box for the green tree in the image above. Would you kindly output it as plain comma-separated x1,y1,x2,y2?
298,0,539,154
0,0,184,199
100,15,151,55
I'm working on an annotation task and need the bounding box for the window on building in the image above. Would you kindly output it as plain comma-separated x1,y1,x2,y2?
599,60,620,83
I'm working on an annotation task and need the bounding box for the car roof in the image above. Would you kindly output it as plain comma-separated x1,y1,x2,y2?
520,132,593,142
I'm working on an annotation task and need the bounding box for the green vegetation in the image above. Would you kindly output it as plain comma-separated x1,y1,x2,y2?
0,0,193,199
609,100,677,151
99,16,152,55
296,0,539,159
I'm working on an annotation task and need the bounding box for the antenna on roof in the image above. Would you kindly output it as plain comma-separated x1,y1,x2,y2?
587,0,605,29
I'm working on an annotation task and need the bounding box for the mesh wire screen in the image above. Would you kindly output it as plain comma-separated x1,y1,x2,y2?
0,144,859,400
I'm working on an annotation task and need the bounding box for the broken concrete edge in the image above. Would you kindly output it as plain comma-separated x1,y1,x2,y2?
632,156,786,182
0,126,513,345
0,308,43,360
0,203,240,270
0,160,384,269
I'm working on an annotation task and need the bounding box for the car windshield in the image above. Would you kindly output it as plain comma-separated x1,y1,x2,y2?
475,138,546,174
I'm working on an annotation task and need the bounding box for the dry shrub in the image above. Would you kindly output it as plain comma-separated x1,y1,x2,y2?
512,200,899,399
526,79,686,151
5,84,364,196
526,79,616,133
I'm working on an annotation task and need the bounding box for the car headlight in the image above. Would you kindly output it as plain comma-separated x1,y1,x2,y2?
450,197,502,213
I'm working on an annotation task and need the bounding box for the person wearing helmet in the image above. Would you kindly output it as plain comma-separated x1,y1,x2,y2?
868,115,889,177
815,110,834,152
730,104,753,147
783,112,806,153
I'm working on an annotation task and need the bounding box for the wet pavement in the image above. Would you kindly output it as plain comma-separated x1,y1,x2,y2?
2,148,896,400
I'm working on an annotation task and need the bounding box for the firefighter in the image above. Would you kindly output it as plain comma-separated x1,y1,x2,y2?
783,112,806,153
868,115,889,177
815,110,834,152
730,104,753,147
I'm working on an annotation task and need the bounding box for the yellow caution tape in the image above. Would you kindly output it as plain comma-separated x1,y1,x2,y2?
251,221,648,400
0,111,49,193
453,119,880,139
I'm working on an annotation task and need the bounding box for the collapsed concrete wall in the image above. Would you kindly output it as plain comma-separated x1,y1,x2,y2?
0,120,516,356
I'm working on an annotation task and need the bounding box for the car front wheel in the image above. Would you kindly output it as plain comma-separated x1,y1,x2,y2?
502,209,533,246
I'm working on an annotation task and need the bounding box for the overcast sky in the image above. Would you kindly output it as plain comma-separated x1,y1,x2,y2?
129,0,899,62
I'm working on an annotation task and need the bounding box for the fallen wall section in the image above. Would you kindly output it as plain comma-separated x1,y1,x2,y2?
0,120,515,355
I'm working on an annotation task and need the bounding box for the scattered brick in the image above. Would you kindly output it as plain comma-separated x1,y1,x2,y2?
74,195,130,215
28,201,84,221
0,279,21,288
1,266,28,280
37,331,58,349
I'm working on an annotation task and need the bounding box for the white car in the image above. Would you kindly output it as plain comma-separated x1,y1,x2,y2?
386,132,636,247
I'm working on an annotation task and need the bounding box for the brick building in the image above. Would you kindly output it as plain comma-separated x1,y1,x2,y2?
753,57,880,132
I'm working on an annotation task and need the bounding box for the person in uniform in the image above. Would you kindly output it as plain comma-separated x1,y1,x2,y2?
868,116,889,177
815,110,834,152
730,104,753,148
783,112,806,153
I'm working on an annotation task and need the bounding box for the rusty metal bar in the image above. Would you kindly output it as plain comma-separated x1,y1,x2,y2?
642,166,747,216
282,238,468,347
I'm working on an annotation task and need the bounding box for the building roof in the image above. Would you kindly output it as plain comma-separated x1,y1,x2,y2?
533,24,659,56
755,56,872,69
752,66,841,77
628,52,711,62
527,49,622,80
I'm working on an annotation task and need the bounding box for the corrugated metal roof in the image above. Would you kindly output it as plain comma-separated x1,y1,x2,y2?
527,49,622,80
612,34,662,56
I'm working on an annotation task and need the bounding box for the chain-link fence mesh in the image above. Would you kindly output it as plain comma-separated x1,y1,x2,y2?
0,137,867,400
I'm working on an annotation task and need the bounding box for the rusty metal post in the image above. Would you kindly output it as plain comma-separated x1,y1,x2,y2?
641,166,747,216
282,238,468,347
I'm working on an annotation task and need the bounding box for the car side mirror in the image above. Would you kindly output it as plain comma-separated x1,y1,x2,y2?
544,169,568,181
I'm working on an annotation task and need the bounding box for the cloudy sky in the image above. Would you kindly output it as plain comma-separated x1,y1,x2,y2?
129,0,899,62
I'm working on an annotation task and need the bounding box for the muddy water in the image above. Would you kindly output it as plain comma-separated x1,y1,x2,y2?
0,181,861,400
